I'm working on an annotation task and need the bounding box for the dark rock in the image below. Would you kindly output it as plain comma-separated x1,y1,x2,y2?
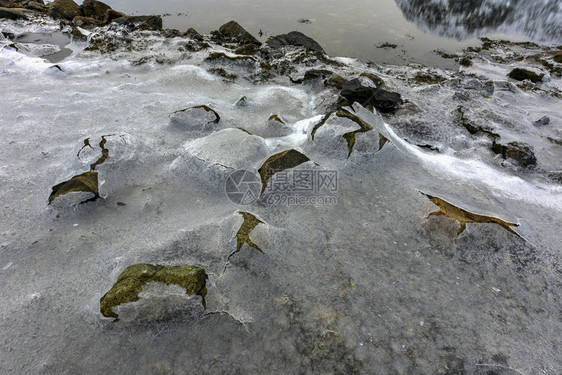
71,26,87,41
79,0,111,21
102,9,124,24
302,69,333,82
218,20,261,46
340,78,402,113
507,68,544,83
533,116,550,126
0,6,29,19
186,27,203,41
266,31,324,53
114,15,162,31
548,171,562,184
553,54,562,63
72,15,104,28
1,31,15,39
24,1,46,12
492,141,537,167
48,0,79,20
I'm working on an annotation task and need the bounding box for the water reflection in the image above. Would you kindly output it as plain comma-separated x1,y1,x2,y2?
395,0,562,43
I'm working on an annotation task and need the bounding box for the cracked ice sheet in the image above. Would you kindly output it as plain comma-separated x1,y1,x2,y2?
0,22,561,375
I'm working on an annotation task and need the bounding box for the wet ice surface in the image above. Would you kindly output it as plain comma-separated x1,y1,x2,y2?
1,17,561,375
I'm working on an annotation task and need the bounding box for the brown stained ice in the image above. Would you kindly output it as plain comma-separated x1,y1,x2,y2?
258,149,310,194
100,264,208,321
422,192,520,237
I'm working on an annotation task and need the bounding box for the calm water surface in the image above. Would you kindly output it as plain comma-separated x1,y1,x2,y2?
94,0,561,66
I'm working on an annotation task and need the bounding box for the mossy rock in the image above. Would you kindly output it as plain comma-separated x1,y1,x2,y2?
359,72,385,87
411,72,446,85
553,54,562,64
48,171,100,204
258,149,310,194
100,264,208,320
507,68,544,83
48,0,79,20
234,43,259,55
103,9,125,24
325,75,348,89
235,212,263,254
79,0,111,21
0,7,30,20
422,192,519,237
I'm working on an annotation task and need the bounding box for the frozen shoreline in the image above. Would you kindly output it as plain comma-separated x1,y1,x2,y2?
1,13,562,375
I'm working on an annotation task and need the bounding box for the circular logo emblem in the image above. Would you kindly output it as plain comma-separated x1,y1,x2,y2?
225,170,261,205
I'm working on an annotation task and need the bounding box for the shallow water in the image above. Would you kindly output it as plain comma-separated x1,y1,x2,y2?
96,0,562,66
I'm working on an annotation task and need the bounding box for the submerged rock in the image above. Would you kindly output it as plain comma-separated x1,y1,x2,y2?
492,141,537,167
48,171,100,204
258,149,310,194
218,20,261,46
266,31,324,53
100,264,208,320
423,192,520,237
47,0,79,20
340,79,402,113
533,116,550,126
169,105,220,131
507,68,544,83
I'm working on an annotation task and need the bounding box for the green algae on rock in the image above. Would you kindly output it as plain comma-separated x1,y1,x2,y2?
48,0,79,20
235,211,264,254
258,149,310,194
422,192,520,237
48,170,100,204
336,109,374,157
100,264,208,320
268,114,285,124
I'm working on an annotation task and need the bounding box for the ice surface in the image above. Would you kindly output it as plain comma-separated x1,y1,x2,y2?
0,16,561,375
